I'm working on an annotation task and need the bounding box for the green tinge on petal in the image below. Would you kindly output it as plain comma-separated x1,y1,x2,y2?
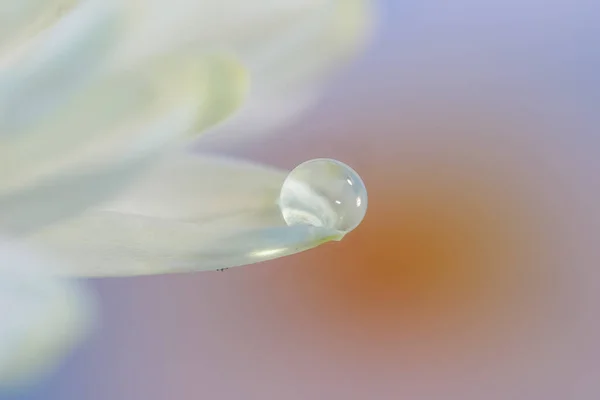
329,0,374,58
198,0,374,144
245,0,373,87
25,156,342,277
0,54,248,234
0,241,93,388
191,54,250,133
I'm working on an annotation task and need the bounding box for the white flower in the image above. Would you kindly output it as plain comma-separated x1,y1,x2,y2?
0,0,372,387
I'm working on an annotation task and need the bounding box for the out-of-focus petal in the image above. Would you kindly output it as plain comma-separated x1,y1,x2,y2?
0,0,370,233
0,55,248,235
26,155,346,276
113,0,373,143
200,0,374,143
0,240,93,388
240,0,373,87
0,0,78,58
115,0,326,65
0,0,124,134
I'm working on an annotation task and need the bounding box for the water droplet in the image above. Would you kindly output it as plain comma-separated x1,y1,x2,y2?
279,158,368,234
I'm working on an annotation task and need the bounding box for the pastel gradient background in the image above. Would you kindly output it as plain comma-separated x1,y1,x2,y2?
11,0,600,399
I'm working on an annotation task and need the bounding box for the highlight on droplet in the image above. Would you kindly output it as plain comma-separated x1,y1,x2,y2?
278,158,368,235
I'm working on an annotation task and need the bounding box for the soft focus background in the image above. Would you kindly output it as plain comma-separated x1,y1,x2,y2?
10,0,600,399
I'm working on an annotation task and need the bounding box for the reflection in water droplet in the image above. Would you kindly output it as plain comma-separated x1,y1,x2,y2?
279,158,368,234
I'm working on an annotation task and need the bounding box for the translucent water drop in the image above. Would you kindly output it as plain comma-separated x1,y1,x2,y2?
279,158,368,234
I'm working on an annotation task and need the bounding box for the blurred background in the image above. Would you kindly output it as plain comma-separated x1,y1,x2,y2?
10,0,600,398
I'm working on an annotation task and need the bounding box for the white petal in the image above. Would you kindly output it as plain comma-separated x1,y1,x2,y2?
241,0,373,85
0,240,93,388
114,0,372,77
0,0,125,135
26,155,342,276
114,0,324,66
199,87,320,146
0,0,78,59
200,0,374,143
0,55,248,235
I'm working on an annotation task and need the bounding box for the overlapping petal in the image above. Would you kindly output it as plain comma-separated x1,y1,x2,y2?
0,0,371,235
201,0,374,142
0,0,373,388
0,54,248,234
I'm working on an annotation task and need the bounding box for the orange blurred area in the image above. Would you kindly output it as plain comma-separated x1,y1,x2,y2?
238,96,575,366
